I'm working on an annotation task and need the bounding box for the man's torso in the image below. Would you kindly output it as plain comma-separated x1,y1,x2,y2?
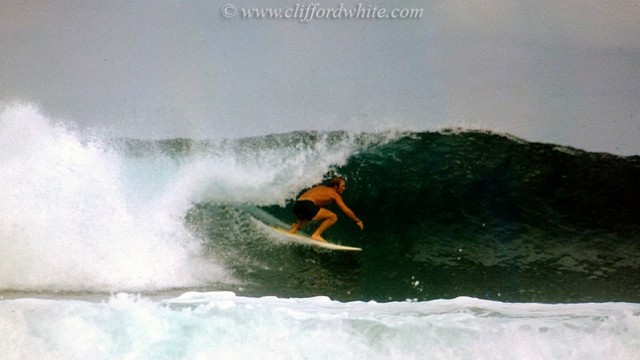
298,186,337,207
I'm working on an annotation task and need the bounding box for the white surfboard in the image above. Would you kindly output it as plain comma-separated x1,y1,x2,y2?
269,226,362,252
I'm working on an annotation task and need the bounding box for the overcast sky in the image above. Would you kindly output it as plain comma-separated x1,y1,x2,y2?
1,0,639,154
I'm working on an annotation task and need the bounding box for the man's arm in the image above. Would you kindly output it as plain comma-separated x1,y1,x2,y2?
334,195,364,229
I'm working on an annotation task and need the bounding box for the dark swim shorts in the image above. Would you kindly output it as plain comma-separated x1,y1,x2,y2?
293,200,320,221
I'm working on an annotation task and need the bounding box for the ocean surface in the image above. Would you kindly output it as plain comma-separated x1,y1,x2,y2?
1,106,639,359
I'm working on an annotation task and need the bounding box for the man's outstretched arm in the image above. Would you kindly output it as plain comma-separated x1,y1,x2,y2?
335,196,364,229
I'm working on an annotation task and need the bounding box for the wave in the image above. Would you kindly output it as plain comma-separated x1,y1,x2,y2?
181,130,639,303
196,132,640,303
1,104,638,303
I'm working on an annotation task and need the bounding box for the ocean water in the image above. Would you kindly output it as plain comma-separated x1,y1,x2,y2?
1,104,639,359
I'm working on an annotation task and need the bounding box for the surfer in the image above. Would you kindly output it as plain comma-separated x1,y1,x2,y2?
290,176,363,242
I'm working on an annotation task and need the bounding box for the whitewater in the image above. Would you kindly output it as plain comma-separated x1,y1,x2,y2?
0,104,371,292
1,104,639,359
3,293,639,360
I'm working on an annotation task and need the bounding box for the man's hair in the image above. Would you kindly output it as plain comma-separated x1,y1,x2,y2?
329,176,345,188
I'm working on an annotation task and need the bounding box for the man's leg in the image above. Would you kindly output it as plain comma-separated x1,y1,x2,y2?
310,208,337,242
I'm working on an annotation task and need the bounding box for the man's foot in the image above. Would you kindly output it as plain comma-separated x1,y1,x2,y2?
310,234,328,243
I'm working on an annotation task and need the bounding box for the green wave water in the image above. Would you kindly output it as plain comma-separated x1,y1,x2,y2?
185,131,640,303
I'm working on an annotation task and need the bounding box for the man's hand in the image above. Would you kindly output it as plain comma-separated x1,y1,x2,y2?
356,220,364,230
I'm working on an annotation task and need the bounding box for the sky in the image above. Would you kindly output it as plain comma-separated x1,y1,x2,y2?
1,0,639,155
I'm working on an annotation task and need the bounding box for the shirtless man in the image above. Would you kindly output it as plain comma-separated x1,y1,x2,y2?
290,176,364,242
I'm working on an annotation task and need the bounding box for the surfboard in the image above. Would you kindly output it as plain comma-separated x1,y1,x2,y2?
269,226,362,252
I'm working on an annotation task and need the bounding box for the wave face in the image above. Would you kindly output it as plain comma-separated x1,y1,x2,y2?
190,132,640,303
328,131,640,302
1,105,639,303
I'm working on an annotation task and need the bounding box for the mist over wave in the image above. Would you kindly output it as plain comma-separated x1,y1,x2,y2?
0,104,392,293
0,104,227,292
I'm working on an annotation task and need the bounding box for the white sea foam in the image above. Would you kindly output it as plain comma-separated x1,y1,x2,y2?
0,104,226,292
0,103,386,292
1,293,639,360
